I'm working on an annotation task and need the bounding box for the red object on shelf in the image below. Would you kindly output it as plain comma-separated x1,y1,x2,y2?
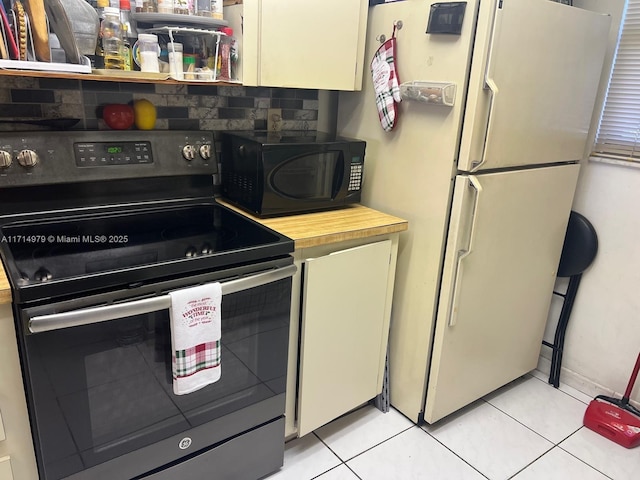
103,104,135,130
583,352,640,449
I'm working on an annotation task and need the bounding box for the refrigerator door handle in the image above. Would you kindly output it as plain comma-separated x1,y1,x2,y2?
472,3,502,173
448,176,482,327
475,77,498,172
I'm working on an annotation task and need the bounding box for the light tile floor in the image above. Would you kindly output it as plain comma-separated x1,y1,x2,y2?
266,370,640,480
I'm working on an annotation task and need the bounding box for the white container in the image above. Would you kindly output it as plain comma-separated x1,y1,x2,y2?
138,33,160,73
169,42,184,80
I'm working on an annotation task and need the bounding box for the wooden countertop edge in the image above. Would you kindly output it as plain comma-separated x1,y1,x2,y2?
0,202,409,305
216,200,409,248
0,267,10,305
292,222,408,249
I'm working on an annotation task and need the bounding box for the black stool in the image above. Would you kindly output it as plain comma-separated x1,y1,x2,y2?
543,211,598,388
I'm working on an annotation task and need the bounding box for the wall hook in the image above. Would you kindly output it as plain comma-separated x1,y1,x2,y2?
377,34,386,44
394,20,403,30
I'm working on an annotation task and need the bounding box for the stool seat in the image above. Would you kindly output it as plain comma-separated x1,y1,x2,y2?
543,211,598,388
557,212,598,278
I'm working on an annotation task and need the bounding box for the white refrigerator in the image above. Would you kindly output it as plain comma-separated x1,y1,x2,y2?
337,0,611,423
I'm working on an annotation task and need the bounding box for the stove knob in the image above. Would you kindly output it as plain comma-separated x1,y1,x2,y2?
17,149,39,167
199,144,212,160
185,246,198,257
201,243,212,254
182,145,196,161
34,268,52,282
0,150,12,168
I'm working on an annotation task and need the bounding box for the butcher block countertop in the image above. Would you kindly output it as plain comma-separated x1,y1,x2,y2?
0,203,408,305
0,272,9,305
217,201,409,249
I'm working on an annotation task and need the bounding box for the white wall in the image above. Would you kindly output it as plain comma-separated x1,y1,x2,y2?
540,0,640,403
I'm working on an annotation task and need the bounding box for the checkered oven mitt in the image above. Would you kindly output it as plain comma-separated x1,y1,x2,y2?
370,30,401,132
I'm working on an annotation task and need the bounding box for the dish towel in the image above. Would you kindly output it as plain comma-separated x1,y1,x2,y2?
169,283,222,395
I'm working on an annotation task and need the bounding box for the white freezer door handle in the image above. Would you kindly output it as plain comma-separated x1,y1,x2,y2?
448,176,482,327
474,1,502,173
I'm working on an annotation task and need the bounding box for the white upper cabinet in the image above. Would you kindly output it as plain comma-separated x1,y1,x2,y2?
226,0,369,90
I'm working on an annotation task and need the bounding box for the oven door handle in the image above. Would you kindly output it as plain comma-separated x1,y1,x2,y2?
28,264,297,334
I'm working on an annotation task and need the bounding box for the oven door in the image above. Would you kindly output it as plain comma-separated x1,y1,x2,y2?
17,258,294,480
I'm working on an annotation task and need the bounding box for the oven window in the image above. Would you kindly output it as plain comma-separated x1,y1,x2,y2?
270,151,343,200
22,279,290,480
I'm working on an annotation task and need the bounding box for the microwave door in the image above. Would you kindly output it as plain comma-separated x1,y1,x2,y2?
271,151,343,200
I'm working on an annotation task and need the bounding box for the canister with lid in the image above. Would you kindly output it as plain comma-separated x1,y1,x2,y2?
138,33,160,73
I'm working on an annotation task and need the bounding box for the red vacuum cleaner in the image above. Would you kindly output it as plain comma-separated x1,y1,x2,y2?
583,352,640,448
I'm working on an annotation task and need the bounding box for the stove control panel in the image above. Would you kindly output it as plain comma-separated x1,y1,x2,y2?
74,141,153,166
0,130,217,187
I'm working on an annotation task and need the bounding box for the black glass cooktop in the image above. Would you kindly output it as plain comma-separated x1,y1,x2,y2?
0,203,292,303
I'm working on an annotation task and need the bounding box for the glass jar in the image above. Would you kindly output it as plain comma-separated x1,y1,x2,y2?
141,0,157,12
173,0,191,15
101,7,125,70
157,0,172,13
138,33,160,73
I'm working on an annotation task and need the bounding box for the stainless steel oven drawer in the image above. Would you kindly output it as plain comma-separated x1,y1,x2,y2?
143,417,285,480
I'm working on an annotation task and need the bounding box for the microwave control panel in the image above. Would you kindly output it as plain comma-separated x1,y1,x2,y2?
348,156,363,191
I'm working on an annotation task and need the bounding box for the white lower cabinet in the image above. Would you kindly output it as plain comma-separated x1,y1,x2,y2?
285,235,399,437
0,304,38,480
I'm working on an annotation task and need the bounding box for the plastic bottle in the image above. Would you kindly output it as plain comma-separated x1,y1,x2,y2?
120,0,137,70
102,7,125,70
138,33,160,72
168,42,183,79
92,0,110,68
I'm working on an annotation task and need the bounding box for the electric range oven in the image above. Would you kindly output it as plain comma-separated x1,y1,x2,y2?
0,131,295,480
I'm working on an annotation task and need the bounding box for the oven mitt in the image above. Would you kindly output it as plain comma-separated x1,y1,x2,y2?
370,33,401,132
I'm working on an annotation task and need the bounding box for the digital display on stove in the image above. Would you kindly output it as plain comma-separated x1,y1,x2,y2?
74,141,154,166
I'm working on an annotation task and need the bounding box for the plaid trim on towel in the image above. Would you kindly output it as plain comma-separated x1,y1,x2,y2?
370,36,401,132
173,340,221,379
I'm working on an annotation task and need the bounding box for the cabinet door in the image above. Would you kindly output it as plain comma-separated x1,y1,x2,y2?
256,0,367,90
297,240,391,436
0,456,13,480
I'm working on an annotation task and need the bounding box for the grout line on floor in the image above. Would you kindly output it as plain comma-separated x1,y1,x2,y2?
504,444,555,480
418,424,491,480
344,463,363,480
556,429,616,480
320,422,416,462
481,396,569,446
529,370,592,405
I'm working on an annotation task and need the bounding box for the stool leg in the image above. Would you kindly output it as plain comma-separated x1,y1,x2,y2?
550,274,582,388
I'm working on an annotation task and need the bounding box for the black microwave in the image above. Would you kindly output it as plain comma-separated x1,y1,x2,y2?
220,131,366,217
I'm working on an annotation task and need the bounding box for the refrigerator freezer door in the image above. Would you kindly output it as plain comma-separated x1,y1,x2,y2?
458,0,611,172
424,164,580,423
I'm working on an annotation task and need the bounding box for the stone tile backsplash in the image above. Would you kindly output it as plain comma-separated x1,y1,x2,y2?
0,77,319,133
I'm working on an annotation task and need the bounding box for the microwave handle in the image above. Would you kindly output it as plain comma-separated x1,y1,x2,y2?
28,264,297,334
